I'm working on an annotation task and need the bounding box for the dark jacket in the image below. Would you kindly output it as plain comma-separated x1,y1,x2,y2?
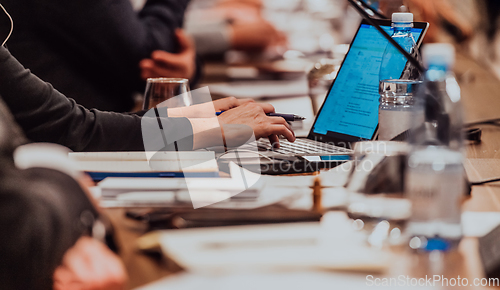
0,0,190,112
0,167,98,290
0,46,194,152
0,92,98,290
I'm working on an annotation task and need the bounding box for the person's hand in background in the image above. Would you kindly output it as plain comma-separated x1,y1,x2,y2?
219,0,263,9
216,0,263,23
215,0,286,52
184,0,285,54
139,29,196,81
53,237,127,290
229,21,287,52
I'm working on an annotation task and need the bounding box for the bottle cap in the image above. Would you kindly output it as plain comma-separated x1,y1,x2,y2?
422,43,456,68
392,12,413,23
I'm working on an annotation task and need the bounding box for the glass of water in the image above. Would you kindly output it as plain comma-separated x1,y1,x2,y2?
346,141,412,247
142,78,192,110
378,80,423,141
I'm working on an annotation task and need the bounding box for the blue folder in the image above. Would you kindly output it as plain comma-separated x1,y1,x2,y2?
87,171,219,182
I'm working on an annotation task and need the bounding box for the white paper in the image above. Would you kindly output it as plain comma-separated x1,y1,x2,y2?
462,211,500,237
98,163,309,209
69,151,218,173
137,272,410,290
155,216,391,274
138,215,435,290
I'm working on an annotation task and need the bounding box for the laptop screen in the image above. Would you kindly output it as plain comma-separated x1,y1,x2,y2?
312,23,424,141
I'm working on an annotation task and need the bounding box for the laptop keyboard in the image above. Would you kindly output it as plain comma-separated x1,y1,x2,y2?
256,138,351,155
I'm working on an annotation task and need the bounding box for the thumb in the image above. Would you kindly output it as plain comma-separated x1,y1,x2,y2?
175,29,194,52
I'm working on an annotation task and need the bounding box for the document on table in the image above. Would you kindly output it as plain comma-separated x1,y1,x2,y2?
462,211,500,237
140,213,392,274
99,163,356,209
98,162,310,209
69,151,218,173
95,157,354,209
137,271,437,290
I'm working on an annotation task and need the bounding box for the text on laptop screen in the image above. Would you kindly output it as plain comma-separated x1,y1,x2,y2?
312,24,423,140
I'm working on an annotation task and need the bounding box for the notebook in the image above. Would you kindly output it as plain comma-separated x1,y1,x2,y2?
69,151,219,181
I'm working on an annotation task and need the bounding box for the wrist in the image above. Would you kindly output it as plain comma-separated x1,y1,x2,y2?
167,107,184,117
168,103,216,118
189,117,223,149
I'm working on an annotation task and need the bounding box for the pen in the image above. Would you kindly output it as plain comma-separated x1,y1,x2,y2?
215,111,306,122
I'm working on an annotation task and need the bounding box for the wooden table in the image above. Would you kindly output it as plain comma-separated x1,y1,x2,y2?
106,53,500,289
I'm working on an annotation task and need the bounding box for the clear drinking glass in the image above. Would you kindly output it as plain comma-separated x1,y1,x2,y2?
308,58,341,114
345,141,411,247
142,78,192,110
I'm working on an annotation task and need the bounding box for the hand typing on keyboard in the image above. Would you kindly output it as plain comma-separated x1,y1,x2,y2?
217,102,296,148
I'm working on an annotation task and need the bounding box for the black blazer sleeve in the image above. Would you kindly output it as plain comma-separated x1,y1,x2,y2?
0,47,194,152
0,0,191,112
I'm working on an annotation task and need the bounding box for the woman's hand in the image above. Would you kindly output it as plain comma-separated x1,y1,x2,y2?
139,30,196,81
53,237,127,290
217,102,295,148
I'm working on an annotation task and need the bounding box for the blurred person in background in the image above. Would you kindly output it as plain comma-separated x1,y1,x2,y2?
404,0,474,44
484,0,500,44
139,29,198,83
0,105,127,290
185,0,286,55
0,3,295,151
403,0,500,80
139,0,287,79
465,0,500,79
0,0,198,112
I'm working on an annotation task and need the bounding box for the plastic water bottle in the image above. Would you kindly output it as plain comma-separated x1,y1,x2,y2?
378,12,423,141
405,43,464,251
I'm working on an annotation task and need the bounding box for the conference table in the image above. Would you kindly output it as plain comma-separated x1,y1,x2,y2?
104,51,500,289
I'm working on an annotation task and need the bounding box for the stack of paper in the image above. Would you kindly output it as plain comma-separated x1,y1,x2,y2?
69,151,219,181
98,176,258,198
97,162,282,209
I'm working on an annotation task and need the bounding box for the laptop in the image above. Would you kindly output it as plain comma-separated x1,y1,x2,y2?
257,18,429,157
